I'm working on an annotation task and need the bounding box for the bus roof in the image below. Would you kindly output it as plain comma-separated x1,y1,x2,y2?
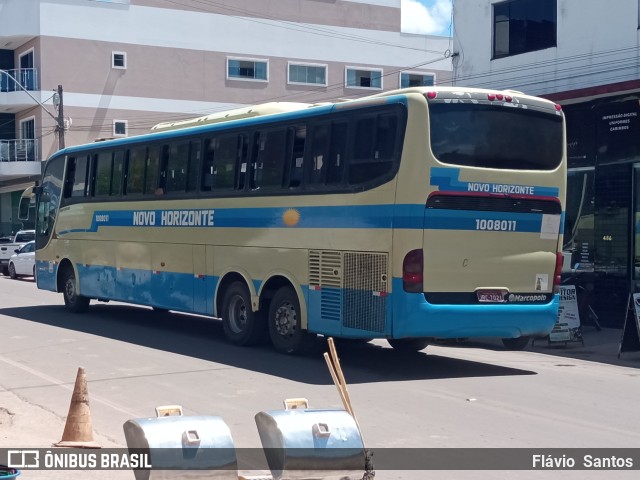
52,86,559,158
150,102,327,132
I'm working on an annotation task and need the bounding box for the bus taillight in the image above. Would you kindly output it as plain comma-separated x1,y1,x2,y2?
403,249,424,293
553,252,563,293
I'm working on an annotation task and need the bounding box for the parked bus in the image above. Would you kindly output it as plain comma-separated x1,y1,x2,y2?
23,87,566,354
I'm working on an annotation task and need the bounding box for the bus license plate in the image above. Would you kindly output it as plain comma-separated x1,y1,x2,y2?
477,290,507,303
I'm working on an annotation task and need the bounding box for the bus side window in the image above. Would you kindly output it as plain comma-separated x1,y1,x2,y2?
94,151,113,197
72,155,90,198
286,125,306,189
202,135,242,193
126,147,146,195
186,140,201,192
252,128,288,190
111,150,125,196
348,113,396,185
145,145,162,195
236,134,248,190
308,123,330,186
63,157,77,198
165,141,189,194
218,135,241,191
201,138,215,192
327,121,348,185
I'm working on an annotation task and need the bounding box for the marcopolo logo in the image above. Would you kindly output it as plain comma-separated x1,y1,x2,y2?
508,294,547,303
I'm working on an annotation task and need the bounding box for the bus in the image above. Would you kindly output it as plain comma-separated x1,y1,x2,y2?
23,87,566,354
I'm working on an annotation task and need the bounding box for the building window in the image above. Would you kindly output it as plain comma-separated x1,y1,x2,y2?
288,63,327,86
112,52,127,69
113,120,127,137
227,58,268,81
345,67,383,89
493,0,557,59
400,71,435,88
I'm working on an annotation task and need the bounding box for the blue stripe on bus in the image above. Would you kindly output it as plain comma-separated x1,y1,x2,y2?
57,204,562,235
36,260,558,339
430,167,560,197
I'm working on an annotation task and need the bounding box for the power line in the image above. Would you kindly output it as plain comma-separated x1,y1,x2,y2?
158,0,447,55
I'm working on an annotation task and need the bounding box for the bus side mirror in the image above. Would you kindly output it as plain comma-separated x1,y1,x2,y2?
18,196,31,221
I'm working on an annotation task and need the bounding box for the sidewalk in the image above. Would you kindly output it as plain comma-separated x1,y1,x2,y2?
0,389,131,479
461,326,640,368
528,325,640,367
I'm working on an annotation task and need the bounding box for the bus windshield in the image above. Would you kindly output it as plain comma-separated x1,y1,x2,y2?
429,103,563,170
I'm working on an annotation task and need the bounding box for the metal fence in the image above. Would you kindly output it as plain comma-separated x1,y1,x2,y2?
0,139,38,162
0,68,38,92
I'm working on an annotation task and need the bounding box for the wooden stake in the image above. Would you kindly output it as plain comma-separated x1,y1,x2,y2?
323,353,351,414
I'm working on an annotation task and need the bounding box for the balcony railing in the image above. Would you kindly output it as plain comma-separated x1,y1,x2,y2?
0,139,38,162
0,68,38,92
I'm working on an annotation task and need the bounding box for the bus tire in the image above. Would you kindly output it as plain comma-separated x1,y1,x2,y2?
8,262,17,279
268,286,317,355
62,268,90,313
221,282,266,346
501,336,530,350
387,338,429,352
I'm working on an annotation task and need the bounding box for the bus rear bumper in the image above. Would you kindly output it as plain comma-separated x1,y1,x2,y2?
392,286,559,340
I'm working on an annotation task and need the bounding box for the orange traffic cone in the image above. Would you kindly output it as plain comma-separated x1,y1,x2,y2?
54,367,101,448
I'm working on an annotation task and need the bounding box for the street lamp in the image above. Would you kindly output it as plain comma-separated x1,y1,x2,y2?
0,69,65,150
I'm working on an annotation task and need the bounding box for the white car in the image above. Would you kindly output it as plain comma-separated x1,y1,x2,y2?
8,241,35,279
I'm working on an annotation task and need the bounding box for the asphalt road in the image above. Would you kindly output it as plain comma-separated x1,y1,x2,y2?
1,275,639,479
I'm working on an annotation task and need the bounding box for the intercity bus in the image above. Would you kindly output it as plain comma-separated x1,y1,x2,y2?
23,87,566,354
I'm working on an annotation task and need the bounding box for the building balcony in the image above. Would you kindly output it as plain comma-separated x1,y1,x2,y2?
0,68,44,113
0,139,41,180
0,68,38,92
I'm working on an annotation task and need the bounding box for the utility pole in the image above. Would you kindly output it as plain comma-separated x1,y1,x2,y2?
55,84,65,150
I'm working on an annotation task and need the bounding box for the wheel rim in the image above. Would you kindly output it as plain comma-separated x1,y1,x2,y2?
9,264,15,276
65,277,76,301
227,294,248,334
274,301,297,338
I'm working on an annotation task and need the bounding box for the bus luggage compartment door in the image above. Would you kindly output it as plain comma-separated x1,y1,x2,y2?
422,195,562,302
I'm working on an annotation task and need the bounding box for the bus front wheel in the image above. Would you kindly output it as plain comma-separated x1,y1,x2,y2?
387,338,429,353
268,286,317,355
221,282,266,346
62,268,90,313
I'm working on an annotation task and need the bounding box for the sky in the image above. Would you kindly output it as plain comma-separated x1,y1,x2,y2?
401,0,453,36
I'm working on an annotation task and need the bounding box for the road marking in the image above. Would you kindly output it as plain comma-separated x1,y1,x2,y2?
0,355,140,418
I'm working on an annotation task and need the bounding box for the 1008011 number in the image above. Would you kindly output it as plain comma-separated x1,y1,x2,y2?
475,219,517,231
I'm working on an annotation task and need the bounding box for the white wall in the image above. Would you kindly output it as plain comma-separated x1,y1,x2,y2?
452,0,640,97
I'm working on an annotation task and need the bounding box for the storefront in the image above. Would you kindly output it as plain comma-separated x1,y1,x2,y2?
563,93,640,327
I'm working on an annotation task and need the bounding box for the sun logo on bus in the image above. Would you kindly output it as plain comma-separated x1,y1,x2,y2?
283,208,301,227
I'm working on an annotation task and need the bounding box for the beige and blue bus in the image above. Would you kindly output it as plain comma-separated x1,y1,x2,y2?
27,87,566,354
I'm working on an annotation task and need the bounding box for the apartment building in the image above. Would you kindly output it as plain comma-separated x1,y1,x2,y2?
0,0,452,235
452,0,640,326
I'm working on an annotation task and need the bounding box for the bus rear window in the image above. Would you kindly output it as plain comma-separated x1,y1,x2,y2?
429,103,563,170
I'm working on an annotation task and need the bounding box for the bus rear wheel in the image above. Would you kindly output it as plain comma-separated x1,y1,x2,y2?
501,336,531,350
221,282,266,346
387,338,429,353
268,286,317,355
62,268,90,313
